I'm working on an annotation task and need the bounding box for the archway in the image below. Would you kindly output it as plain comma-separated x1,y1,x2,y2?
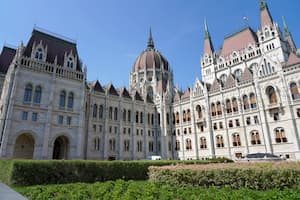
52,136,69,159
13,133,35,159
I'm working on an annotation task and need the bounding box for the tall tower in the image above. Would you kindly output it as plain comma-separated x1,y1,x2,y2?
201,20,215,84
282,17,297,53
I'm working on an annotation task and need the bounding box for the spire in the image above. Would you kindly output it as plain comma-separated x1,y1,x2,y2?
204,18,210,39
282,16,290,37
147,28,154,49
260,0,273,28
282,16,297,52
203,19,214,55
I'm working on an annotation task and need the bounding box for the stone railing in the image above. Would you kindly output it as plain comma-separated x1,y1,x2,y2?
20,56,84,81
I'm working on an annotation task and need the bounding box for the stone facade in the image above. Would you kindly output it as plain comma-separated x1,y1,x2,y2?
0,0,300,160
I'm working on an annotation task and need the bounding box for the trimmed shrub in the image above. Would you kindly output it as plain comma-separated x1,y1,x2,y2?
15,180,300,200
0,158,231,186
148,162,300,190
0,159,14,185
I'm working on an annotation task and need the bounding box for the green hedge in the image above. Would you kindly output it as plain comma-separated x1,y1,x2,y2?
16,180,300,200
0,158,231,186
148,163,300,190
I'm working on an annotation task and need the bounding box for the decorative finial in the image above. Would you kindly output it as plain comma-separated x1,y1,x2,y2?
282,16,290,37
204,18,210,39
260,0,267,10
147,27,154,49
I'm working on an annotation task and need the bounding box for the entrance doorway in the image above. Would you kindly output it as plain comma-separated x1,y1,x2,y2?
13,133,35,159
52,136,69,159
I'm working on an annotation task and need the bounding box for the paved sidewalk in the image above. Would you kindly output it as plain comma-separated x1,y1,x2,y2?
0,183,27,200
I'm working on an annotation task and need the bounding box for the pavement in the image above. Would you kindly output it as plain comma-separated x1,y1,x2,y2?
0,183,28,200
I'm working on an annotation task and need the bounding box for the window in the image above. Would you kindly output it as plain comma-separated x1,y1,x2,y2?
114,126,118,134
151,114,154,125
59,91,66,108
140,112,143,124
93,104,98,118
251,131,261,145
216,135,224,148
176,112,180,124
99,125,102,133
211,103,216,116
200,137,207,149
128,128,131,135
187,109,191,121
94,137,100,151
109,126,112,133
22,111,28,120
213,123,217,130
290,82,300,100
273,112,279,121
149,141,154,152
24,84,33,103
99,105,103,119
266,86,277,104
157,141,161,152
109,138,116,151
184,128,187,134
196,105,202,119
67,57,74,68
67,92,74,109
93,124,96,132
228,120,233,128
35,48,43,60
232,133,241,147
114,107,118,121
234,69,242,82
175,140,180,151
109,107,113,120
250,93,257,108
254,116,259,124
297,109,300,118
183,110,186,122
58,115,64,124
226,99,232,113
232,98,238,112
67,116,72,125
243,95,250,110
185,139,192,150
166,113,170,125
124,140,130,152
137,140,143,152
33,86,42,104
136,111,139,123
32,112,38,121
188,127,192,134
246,117,251,125
136,129,139,136
275,128,287,143
219,122,223,129
235,119,240,127
127,110,131,122
123,109,126,122
217,102,222,116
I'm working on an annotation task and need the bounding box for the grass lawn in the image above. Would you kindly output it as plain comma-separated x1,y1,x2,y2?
15,180,300,200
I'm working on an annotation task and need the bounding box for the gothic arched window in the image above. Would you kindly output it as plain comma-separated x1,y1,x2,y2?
24,84,33,103
33,85,42,104
59,91,66,108
67,92,74,109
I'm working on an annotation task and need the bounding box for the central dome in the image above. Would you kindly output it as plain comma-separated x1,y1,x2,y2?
132,30,169,72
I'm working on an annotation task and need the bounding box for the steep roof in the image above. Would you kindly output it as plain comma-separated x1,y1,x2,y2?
260,0,273,28
220,27,258,57
106,84,119,96
120,87,131,99
92,80,105,93
209,79,221,93
240,67,253,83
223,74,236,89
284,53,300,67
181,88,190,100
0,46,16,74
23,29,81,71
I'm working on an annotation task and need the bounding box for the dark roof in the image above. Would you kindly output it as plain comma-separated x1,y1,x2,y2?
92,80,105,93
107,84,119,96
0,46,16,73
134,91,144,101
23,29,82,71
120,87,131,99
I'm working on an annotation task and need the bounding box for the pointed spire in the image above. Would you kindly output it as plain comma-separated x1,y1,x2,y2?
147,28,154,49
260,0,273,28
203,19,214,55
204,18,210,39
282,16,290,37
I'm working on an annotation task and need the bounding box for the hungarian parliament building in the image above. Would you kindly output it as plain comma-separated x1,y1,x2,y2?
0,0,299,160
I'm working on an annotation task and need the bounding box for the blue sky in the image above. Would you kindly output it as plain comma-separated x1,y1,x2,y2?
0,0,299,89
